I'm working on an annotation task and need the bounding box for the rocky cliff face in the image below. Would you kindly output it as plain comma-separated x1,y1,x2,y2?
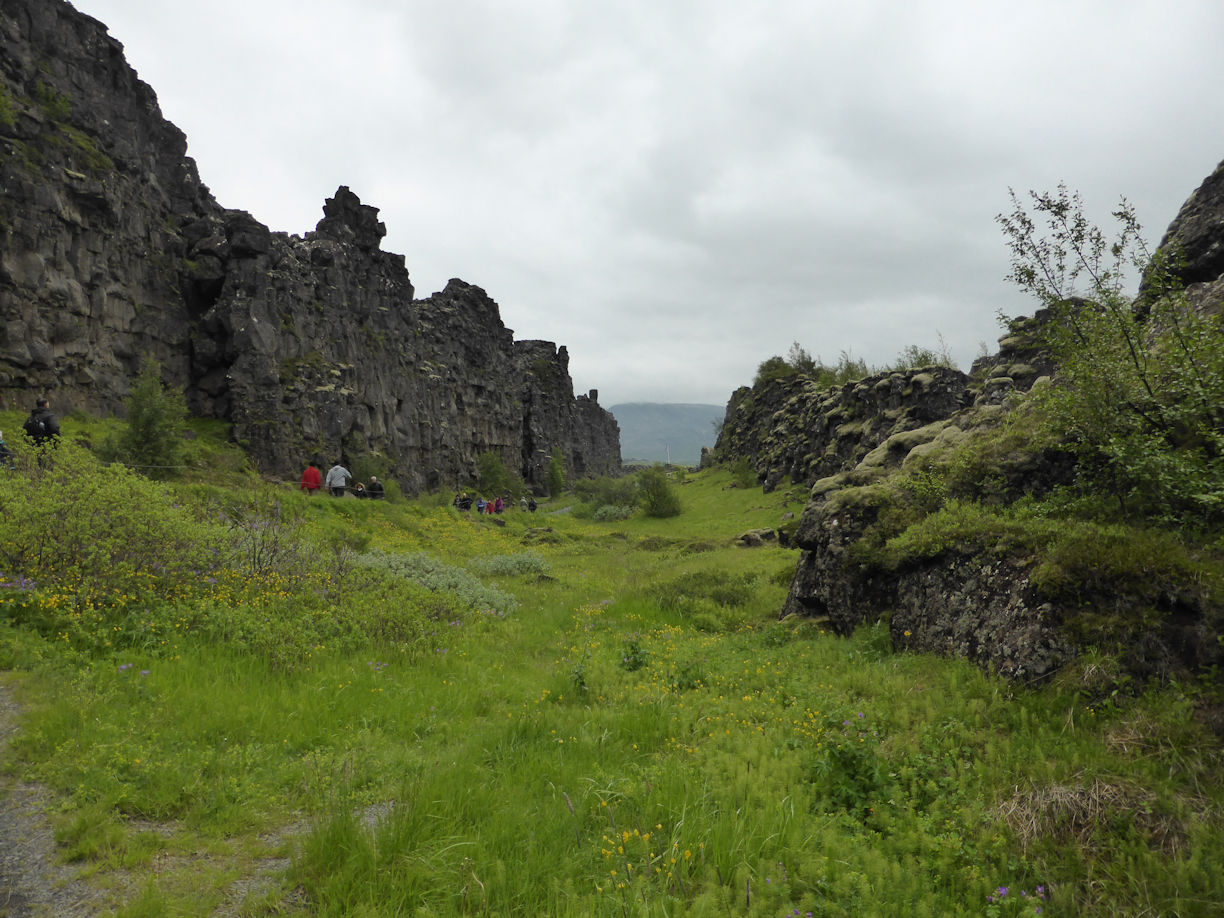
715,366,975,492
714,172,1224,683
1146,157,1224,318
0,0,619,492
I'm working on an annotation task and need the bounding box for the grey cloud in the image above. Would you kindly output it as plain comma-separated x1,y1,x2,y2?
75,0,1224,405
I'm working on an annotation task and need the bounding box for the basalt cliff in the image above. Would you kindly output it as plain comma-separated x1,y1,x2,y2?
713,160,1224,685
0,0,620,493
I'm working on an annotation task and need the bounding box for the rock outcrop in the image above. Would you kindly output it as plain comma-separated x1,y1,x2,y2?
0,0,620,492
715,366,974,492
1146,158,1224,318
715,162,1224,683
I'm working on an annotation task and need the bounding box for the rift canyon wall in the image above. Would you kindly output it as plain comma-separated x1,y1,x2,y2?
0,0,620,492
712,160,1224,682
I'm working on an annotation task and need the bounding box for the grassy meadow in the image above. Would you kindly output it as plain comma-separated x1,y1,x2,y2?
0,415,1221,916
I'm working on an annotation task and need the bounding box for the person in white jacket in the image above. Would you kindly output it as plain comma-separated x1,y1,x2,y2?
325,460,352,497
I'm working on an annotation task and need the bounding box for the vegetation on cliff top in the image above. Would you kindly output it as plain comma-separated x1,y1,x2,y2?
754,338,958,389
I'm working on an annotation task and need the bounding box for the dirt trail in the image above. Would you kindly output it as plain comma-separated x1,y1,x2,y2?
0,681,102,917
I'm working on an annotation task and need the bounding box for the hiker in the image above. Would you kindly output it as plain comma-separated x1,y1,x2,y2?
22,397,60,447
300,460,322,495
494,496,504,513
325,460,352,497
366,476,385,499
527,497,537,512
520,496,528,511
0,431,14,470
474,496,486,513
353,482,368,498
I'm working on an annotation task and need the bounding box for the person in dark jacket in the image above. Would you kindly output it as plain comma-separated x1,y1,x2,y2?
22,398,60,447
366,476,385,499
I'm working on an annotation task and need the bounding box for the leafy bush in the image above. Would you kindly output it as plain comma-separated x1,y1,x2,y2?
999,185,1224,528
807,718,892,816
637,467,681,518
211,488,307,576
0,441,220,603
753,355,797,386
619,633,648,672
573,475,637,506
730,457,757,488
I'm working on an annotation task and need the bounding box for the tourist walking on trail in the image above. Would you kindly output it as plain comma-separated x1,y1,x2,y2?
300,460,322,495
326,460,352,497
366,476,385,499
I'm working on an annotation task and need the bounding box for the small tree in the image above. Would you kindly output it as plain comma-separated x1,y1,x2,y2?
546,448,566,497
997,185,1224,524
638,466,682,518
476,451,518,495
786,341,819,376
117,357,188,479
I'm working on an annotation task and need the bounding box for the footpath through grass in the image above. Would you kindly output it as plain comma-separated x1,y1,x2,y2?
0,454,1221,916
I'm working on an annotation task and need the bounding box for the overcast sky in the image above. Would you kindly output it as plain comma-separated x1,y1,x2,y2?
73,0,1224,407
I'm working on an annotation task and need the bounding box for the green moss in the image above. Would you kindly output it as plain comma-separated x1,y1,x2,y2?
0,83,15,128
279,350,331,384
58,124,114,174
1032,523,1221,604
34,80,71,120
1,138,43,173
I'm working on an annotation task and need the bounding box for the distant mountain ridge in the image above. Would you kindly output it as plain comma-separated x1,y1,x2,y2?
608,403,725,465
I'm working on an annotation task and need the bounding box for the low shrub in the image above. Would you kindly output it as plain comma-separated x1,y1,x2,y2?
0,443,222,585
593,504,636,522
468,551,549,577
354,550,518,616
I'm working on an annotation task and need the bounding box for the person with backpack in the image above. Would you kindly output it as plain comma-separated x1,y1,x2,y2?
23,398,60,447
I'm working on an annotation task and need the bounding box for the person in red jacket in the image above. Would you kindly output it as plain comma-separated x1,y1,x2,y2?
300,460,322,495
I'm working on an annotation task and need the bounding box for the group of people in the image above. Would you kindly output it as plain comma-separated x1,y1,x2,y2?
299,460,384,499
453,493,537,513
0,397,61,468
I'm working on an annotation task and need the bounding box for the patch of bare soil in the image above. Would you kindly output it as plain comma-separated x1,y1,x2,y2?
0,680,363,915
0,682,105,917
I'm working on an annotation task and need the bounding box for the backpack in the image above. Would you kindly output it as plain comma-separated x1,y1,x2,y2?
23,414,47,440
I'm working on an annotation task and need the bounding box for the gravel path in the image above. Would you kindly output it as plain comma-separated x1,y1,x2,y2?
0,682,103,917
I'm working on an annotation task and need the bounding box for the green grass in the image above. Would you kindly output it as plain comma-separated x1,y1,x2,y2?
0,434,1220,916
